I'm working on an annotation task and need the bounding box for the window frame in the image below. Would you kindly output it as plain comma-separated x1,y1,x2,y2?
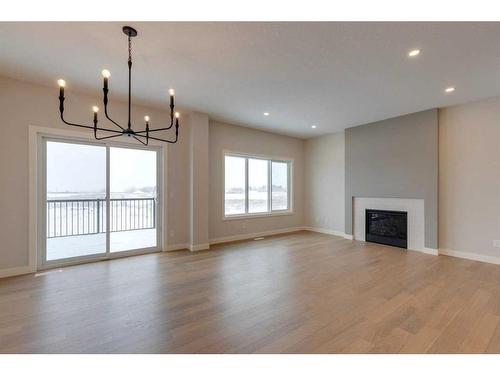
38,135,163,270
222,150,293,220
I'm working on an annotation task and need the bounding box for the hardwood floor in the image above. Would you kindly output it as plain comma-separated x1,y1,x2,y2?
1,231,500,353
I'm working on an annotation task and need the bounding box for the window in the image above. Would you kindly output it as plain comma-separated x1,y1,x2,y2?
271,161,288,211
224,153,291,217
248,158,268,213
224,156,246,215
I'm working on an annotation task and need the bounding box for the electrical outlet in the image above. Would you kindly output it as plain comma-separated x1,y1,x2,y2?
493,240,500,248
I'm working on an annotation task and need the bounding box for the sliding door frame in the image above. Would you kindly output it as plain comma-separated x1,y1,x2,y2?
37,133,163,270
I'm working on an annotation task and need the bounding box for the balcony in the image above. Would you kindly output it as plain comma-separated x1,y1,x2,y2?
46,198,157,260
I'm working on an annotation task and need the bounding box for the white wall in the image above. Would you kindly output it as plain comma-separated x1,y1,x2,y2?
0,76,308,274
7,72,500,274
0,75,191,271
439,98,500,259
189,113,210,249
208,120,305,241
304,132,345,234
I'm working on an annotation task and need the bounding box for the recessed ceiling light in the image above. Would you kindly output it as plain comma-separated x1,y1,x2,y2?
263,112,270,116
408,49,421,57
445,87,455,93
311,125,317,129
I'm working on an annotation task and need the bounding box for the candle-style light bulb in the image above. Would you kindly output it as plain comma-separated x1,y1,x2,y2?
169,88,175,107
102,69,110,91
175,112,180,136
92,106,99,124
175,112,180,127
57,79,66,98
144,115,150,122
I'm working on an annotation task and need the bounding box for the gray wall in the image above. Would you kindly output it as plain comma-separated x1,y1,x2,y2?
345,109,438,248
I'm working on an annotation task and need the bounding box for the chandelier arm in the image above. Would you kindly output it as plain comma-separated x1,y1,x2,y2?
103,103,126,131
168,106,174,129
133,135,148,145
140,115,176,133
135,97,176,135
60,93,122,134
60,112,122,134
134,132,178,144
102,76,125,131
94,132,124,141
135,124,177,134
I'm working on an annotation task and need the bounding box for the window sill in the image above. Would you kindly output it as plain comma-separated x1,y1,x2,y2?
223,210,294,221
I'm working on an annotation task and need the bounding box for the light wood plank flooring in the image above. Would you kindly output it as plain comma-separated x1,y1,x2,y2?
1,231,500,353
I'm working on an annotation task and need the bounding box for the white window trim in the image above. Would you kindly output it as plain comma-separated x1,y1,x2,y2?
222,150,294,220
29,125,167,272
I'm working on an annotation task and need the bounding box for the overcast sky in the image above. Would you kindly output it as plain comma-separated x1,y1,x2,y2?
47,142,285,195
224,155,287,190
47,141,156,193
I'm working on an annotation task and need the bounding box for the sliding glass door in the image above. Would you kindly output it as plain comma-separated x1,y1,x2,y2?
109,147,157,252
41,138,161,268
45,141,107,262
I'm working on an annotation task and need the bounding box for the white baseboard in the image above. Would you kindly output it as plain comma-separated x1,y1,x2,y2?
308,228,437,256
165,227,306,252
421,247,439,256
0,265,34,279
302,226,358,242
190,243,210,251
439,248,500,265
166,243,190,251
401,247,438,256
302,226,346,238
209,226,305,246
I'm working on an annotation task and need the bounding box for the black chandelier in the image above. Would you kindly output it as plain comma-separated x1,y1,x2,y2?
57,26,180,145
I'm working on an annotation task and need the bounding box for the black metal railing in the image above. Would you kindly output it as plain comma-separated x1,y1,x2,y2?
46,198,155,238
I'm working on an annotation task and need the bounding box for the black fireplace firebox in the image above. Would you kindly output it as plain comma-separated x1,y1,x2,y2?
365,209,408,249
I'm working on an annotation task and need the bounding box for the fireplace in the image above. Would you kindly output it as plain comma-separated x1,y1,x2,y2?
365,209,407,249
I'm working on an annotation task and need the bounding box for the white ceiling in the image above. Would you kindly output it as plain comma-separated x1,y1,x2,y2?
1,22,500,138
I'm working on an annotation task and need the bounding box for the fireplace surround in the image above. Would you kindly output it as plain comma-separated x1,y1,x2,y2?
353,197,426,252
365,209,407,249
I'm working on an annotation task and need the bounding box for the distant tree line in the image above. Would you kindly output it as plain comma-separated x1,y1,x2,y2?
226,184,286,194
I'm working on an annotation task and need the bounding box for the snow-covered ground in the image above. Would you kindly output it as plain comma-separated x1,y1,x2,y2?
224,191,287,215
46,228,157,261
